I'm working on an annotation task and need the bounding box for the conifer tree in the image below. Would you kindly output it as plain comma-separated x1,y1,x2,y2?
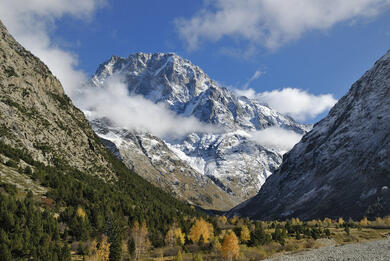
127,238,135,258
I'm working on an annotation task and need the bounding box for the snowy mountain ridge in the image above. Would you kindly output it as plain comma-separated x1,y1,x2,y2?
85,52,310,210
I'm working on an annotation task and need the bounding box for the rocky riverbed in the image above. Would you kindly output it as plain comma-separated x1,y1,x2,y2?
266,237,390,261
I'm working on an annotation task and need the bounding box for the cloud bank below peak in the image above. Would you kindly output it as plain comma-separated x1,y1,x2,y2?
235,87,337,122
77,76,218,138
175,0,390,50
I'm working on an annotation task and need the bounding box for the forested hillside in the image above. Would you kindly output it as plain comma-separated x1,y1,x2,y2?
0,18,202,260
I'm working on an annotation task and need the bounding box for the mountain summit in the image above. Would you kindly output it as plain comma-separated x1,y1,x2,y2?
86,52,310,210
231,50,390,220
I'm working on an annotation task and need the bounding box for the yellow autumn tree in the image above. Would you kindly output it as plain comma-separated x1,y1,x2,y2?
175,250,183,261
338,217,344,225
77,206,86,219
175,228,185,246
360,217,368,226
240,225,250,243
384,216,390,227
130,221,151,259
188,218,214,243
375,217,384,226
96,235,110,261
323,218,332,227
230,216,238,225
165,227,176,247
218,216,228,225
87,235,110,261
291,218,301,225
211,236,222,251
221,231,239,261
165,227,185,246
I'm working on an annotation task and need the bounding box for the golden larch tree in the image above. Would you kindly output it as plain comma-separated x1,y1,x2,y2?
360,217,368,226
175,250,183,261
188,218,214,243
221,231,239,261
384,216,390,226
165,227,186,246
165,227,177,247
175,228,185,246
87,235,110,261
240,225,250,243
76,206,86,219
130,221,150,259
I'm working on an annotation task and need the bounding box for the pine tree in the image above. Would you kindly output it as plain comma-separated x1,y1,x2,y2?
128,238,135,258
0,243,12,261
345,226,350,235
60,243,71,261
106,217,122,261
109,237,122,261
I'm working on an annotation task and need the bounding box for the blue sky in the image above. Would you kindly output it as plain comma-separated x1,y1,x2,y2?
1,0,390,123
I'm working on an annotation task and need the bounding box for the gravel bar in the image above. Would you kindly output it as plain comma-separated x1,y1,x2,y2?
266,237,390,261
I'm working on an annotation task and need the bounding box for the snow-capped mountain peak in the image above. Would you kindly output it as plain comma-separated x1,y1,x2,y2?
86,52,310,210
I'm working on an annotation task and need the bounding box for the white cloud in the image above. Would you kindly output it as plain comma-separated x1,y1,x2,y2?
256,88,337,121
234,87,337,121
176,0,390,50
0,0,104,97
77,76,217,138
250,127,303,153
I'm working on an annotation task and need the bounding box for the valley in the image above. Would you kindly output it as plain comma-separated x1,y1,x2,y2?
0,2,390,259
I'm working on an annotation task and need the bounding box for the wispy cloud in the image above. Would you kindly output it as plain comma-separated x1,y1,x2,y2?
0,0,105,97
243,70,265,89
176,0,390,51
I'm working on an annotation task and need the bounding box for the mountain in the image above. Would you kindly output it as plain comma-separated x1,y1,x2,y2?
0,20,115,180
230,50,390,220
92,118,239,210
86,53,310,210
0,18,203,252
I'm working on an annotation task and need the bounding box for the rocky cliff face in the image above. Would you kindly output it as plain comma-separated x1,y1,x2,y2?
231,50,390,220
0,20,114,180
86,53,310,210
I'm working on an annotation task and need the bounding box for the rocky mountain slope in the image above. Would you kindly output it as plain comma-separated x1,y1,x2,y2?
86,53,310,210
0,20,205,257
230,50,390,220
92,119,240,210
0,20,115,181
